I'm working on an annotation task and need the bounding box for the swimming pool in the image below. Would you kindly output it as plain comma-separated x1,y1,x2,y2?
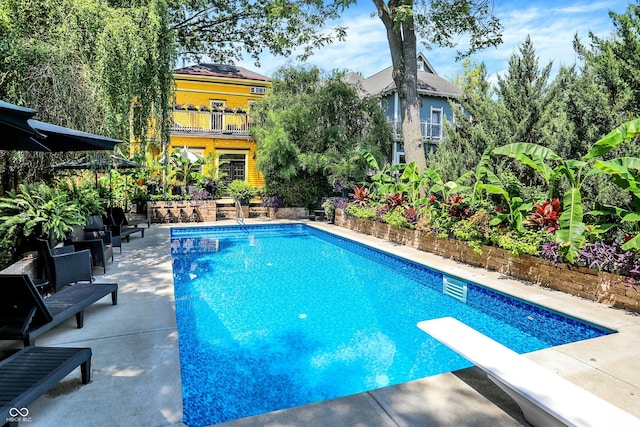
170,223,612,426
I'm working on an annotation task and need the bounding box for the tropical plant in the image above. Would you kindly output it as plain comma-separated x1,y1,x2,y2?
385,193,406,209
349,185,370,207
523,199,561,232
167,148,205,190
227,180,257,203
321,198,336,222
592,156,640,251
59,179,106,218
493,118,640,262
0,183,85,260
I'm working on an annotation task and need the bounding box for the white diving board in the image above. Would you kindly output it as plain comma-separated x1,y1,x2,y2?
417,317,640,427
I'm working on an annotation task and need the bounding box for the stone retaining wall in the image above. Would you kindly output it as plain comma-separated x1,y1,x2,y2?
0,253,37,277
335,209,640,313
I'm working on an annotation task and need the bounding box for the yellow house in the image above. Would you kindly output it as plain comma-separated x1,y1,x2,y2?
170,63,271,188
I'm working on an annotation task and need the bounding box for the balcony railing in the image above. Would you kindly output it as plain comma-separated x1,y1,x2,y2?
170,110,253,136
388,120,443,143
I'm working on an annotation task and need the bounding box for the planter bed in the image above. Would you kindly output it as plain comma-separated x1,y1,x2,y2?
335,209,640,314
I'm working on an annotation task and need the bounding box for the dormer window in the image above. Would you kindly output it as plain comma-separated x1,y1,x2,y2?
417,60,424,71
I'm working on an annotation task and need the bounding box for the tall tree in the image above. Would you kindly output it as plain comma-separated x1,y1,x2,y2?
428,61,502,182
371,0,502,172
251,66,391,208
496,36,552,148
165,0,348,64
0,0,175,193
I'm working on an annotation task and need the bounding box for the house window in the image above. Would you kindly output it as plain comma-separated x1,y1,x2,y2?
219,152,247,183
250,86,266,94
430,108,442,141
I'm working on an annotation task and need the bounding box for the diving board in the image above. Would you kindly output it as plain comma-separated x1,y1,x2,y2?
417,317,640,427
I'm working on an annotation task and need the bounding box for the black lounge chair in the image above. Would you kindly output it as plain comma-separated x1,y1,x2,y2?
65,225,114,274
108,206,151,228
36,239,93,293
0,274,117,346
0,346,92,426
84,215,121,252
106,221,144,243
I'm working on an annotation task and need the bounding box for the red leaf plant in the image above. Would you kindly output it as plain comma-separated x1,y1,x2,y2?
385,192,406,209
349,185,370,207
523,198,561,232
446,194,470,219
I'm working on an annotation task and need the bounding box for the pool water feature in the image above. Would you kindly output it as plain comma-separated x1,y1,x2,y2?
170,224,612,427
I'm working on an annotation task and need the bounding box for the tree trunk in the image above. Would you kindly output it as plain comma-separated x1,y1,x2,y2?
373,0,426,172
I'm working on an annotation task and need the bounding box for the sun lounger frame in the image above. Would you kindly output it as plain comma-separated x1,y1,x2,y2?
0,274,117,346
0,346,92,426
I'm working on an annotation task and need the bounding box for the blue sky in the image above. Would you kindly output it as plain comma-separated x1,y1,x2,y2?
237,0,631,82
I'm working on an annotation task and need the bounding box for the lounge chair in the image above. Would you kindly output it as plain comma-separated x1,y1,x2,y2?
36,239,93,293
0,274,117,346
0,346,92,426
103,210,145,242
106,221,144,243
417,317,640,427
84,215,121,252
65,225,114,274
108,206,151,228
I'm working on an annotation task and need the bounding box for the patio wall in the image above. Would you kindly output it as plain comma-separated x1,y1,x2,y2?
334,209,640,314
147,200,307,222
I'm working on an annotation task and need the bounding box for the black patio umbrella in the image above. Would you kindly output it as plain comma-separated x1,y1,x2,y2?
29,120,121,151
51,153,138,172
0,100,121,152
0,100,49,151
52,153,139,207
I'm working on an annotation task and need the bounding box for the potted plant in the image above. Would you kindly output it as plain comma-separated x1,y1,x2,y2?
322,198,336,223
227,180,257,205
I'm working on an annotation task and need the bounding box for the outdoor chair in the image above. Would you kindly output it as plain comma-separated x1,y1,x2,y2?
108,206,151,228
0,346,92,424
65,225,114,274
84,215,121,252
36,239,93,293
106,221,144,243
103,210,145,242
0,274,117,346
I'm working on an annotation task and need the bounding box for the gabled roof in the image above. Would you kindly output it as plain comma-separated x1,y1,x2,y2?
357,53,462,99
174,64,271,82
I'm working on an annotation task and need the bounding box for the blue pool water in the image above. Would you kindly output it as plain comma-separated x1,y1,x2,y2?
170,224,612,427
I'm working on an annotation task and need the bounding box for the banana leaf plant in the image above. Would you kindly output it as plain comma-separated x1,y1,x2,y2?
493,117,640,262
359,149,408,200
592,157,640,250
465,147,531,232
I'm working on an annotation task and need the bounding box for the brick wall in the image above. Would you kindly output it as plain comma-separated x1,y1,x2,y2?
335,209,640,313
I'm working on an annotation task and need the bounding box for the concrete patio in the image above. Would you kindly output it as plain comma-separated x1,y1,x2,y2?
2,219,640,426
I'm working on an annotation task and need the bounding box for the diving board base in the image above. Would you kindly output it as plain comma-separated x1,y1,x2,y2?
417,317,640,427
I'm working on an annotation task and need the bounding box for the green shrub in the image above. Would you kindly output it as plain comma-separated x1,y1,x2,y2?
227,180,257,202
491,229,549,257
346,203,376,220
452,209,493,254
382,207,413,229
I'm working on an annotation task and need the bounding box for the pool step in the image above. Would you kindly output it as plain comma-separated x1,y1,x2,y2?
443,275,467,303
